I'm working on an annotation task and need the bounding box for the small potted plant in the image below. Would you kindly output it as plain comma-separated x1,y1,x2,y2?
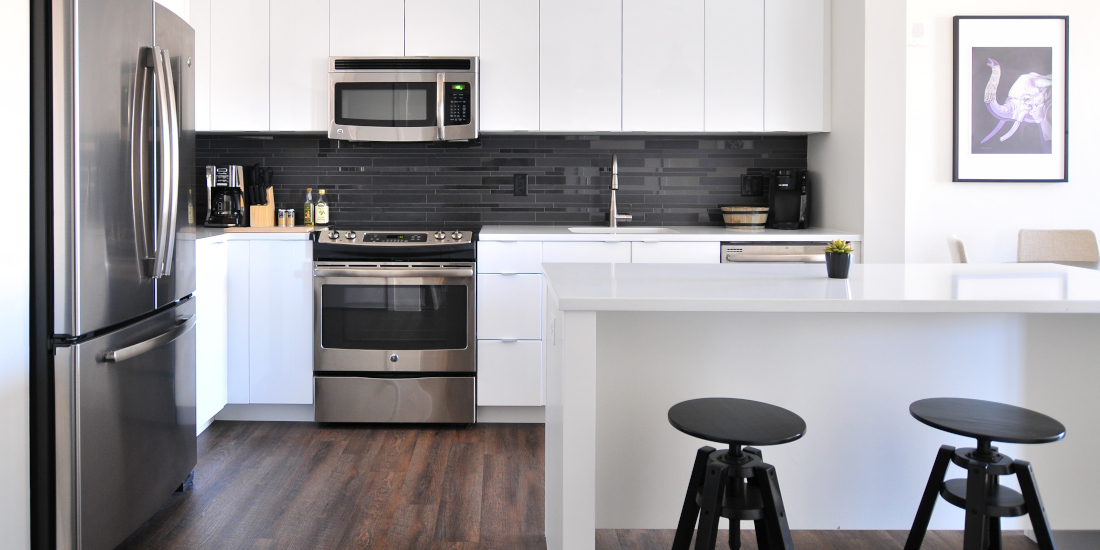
824,239,853,279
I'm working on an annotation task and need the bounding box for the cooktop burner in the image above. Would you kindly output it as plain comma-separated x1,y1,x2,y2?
312,228,477,262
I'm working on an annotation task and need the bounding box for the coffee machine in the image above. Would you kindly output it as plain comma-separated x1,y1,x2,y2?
204,165,246,227
767,169,809,230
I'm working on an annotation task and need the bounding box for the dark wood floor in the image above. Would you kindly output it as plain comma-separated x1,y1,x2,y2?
119,421,1039,550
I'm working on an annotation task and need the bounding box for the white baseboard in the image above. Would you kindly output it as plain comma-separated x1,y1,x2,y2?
477,406,545,423
214,404,316,422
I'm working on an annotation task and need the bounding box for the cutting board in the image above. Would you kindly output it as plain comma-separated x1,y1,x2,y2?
249,187,276,228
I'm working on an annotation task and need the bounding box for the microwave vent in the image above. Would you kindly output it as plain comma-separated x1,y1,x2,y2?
334,58,472,71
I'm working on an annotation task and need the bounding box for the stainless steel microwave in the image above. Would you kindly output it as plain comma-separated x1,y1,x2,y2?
329,57,479,142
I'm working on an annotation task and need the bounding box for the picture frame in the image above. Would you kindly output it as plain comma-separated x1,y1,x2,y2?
953,16,1068,182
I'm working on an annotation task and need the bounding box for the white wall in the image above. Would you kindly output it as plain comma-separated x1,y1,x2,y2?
906,1,1100,263
1,0,31,547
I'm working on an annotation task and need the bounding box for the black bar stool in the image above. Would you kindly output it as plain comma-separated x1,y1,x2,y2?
905,397,1065,550
668,397,806,550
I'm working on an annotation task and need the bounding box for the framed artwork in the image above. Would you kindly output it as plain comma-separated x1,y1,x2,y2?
953,16,1068,182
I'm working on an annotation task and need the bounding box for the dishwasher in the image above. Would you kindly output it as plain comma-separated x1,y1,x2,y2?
721,242,830,263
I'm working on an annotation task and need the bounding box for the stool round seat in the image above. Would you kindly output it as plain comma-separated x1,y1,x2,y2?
668,397,806,447
910,397,1065,445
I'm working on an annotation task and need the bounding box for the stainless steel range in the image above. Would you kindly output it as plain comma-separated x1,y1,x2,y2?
312,228,476,424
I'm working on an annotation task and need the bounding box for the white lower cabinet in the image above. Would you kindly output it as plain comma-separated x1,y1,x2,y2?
630,242,719,264
195,238,229,433
477,274,542,340
542,242,632,263
477,340,543,406
226,237,314,405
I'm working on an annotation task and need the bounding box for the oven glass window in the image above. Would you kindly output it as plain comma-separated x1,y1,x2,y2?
321,284,467,350
334,82,436,127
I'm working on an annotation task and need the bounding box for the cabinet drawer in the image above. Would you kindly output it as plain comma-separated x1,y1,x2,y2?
477,274,542,340
477,340,543,406
478,242,543,273
542,242,632,264
631,242,719,264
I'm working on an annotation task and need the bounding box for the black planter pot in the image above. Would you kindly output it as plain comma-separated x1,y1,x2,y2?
825,252,851,279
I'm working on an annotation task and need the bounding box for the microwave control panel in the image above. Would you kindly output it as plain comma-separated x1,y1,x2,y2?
445,83,471,125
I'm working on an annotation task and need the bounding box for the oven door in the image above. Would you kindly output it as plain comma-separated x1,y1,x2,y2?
313,263,475,373
329,70,478,142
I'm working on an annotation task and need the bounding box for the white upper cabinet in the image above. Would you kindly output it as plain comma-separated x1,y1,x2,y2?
209,0,269,131
330,0,405,56
405,0,480,56
763,0,829,132
190,0,210,131
270,0,329,131
705,0,764,132
480,0,540,132
540,0,622,132
622,0,704,132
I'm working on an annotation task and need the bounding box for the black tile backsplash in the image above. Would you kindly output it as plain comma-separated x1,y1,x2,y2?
196,133,807,230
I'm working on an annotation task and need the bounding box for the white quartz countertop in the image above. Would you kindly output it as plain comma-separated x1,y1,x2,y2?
478,225,861,242
543,262,1100,313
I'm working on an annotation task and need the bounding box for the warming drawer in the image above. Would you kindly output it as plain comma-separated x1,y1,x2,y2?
314,376,476,423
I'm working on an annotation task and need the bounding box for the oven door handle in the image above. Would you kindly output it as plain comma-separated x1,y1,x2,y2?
314,267,474,278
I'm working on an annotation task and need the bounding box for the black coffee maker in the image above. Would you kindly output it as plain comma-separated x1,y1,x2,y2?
767,169,808,230
204,165,246,227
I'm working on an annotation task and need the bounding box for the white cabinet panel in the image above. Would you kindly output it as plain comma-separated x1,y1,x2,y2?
270,0,329,131
209,0,269,131
477,241,543,274
630,242,719,263
477,274,542,340
226,240,250,404
330,0,405,56
542,242,632,264
622,0,704,131
478,340,543,406
405,0,480,56
480,0,540,131
764,0,828,132
704,0,764,132
540,0,622,132
191,0,211,131
196,239,228,433
247,241,314,404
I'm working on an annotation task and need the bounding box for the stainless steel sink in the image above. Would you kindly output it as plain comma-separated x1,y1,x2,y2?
567,227,678,234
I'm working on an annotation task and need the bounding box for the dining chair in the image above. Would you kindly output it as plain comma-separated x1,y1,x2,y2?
947,234,968,263
1017,229,1100,263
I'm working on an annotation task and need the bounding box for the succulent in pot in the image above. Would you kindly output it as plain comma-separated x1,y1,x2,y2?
823,239,853,279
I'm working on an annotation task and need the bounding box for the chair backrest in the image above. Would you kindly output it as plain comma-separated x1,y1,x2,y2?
947,234,968,263
1017,229,1100,263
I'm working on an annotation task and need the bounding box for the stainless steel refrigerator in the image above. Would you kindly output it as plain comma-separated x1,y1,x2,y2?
48,1,197,549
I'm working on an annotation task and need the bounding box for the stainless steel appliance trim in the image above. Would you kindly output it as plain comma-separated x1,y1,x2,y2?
313,267,474,278
436,72,445,140
314,376,476,423
130,47,155,278
159,46,181,277
100,314,195,363
54,345,77,550
153,46,173,278
52,0,75,335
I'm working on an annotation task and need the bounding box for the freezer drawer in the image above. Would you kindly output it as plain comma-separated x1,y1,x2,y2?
315,376,475,423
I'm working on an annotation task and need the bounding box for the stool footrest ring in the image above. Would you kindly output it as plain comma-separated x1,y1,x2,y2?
940,478,1028,517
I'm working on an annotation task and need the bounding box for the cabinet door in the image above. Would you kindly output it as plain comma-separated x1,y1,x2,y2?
195,239,228,432
622,0,704,131
405,0,479,56
270,0,329,131
247,240,314,404
478,340,543,406
764,0,828,132
480,0,540,131
704,0,764,132
477,241,543,274
209,0,269,131
631,242,719,263
330,0,405,56
542,242,632,264
477,274,542,340
191,0,211,131
540,0,622,131
225,240,250,404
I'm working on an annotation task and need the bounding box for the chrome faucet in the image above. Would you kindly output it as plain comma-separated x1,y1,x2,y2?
609,154,632,228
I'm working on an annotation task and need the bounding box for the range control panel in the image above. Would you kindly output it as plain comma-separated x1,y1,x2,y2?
319,229,474,246
445,83,471,125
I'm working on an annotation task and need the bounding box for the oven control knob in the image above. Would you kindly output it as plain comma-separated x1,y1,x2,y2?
451,231,463,240
390,354,399,363
435,231,446,240
345,231,356,241
327,229,340,240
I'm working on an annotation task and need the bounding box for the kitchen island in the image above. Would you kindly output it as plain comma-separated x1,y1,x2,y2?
541,262,1100,550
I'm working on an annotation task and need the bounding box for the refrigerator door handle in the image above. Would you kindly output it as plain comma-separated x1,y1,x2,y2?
160,47,181,277
100,314,196,363
151,46,174,278
131,47,156,278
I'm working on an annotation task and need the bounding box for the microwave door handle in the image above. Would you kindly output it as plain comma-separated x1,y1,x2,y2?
436,72,445,141
159,47,181,276
131,47,156,278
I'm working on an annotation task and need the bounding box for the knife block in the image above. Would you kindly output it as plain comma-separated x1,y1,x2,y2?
249,188,276,228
